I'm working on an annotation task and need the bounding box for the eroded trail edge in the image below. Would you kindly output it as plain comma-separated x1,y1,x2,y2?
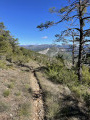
30,69,45,120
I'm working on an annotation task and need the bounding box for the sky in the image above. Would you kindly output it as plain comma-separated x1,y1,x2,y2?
0,0,71,45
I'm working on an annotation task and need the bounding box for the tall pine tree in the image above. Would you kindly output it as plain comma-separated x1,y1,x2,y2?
37,0,90,82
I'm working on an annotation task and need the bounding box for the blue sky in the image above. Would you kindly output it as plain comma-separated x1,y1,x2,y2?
0,0,70,45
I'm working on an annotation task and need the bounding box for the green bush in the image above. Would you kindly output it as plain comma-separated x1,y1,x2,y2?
3,90,10,97
15,91,21,96
0,102,8,112
18,103,30,116
70,85,85,98
82,65,90,85
46,62,78,84
7,83,14,89
83,92,90,108
0,60,7,69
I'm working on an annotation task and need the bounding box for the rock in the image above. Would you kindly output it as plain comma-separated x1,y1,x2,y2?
64,86,71,95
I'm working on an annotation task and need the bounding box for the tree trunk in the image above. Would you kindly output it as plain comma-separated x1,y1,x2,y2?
78,40,83,82
72,35,75,65
78,0,84,82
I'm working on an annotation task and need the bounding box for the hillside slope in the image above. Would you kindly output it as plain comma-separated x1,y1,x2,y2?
0,59,90,120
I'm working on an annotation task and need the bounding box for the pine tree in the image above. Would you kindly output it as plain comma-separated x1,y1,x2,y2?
37,0,90,82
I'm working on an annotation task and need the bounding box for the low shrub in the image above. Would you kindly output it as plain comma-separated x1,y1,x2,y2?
82,65,90,85
0,60,7,69
15,91,21,96
18,103,30,116
3,90,10,97
83,92,90,109
46,62,78,84
7,83,14,89
0,102,8,112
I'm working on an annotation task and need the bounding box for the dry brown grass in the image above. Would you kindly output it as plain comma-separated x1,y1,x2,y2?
0,66,32,120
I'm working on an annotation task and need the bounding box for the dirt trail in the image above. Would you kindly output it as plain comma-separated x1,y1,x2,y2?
30,70,44,120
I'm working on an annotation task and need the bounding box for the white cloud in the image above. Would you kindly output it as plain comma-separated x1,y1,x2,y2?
42,36,48,39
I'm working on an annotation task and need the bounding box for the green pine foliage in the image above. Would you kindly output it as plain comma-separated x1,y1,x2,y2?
0,22,31,66
46,60,78,84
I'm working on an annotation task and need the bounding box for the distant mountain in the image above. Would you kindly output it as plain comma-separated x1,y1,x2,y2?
21,44,90,59
21,44,73,51
21,44,54,51
44,47,72,60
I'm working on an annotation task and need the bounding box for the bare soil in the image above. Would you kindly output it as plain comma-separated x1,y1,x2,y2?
30,71,44,120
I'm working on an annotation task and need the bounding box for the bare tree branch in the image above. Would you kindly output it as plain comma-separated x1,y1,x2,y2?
83,16,90,20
